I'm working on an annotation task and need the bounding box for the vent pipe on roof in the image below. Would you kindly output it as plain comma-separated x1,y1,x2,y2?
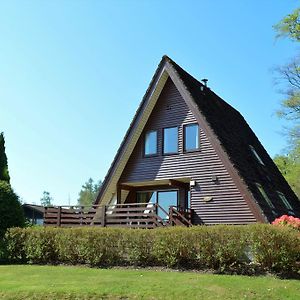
201,78,208,87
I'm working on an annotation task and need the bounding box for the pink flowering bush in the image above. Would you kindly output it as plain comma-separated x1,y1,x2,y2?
272,215,300,232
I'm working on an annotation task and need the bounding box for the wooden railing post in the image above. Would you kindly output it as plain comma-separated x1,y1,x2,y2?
57,206,62,227
80,206,84,225
44,207,47,225
169,206,173,226
101,206,106,227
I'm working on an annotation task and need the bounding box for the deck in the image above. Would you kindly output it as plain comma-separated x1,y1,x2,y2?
44,203,193,228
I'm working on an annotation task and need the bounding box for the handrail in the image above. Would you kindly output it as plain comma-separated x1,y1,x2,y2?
45,205,103,209
154,203,169,218
169,206,193,227
44,203,192,228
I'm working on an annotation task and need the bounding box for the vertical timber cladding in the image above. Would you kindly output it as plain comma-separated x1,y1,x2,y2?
120,78,257,224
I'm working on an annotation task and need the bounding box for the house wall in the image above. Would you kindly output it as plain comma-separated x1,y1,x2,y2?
120,78,257,224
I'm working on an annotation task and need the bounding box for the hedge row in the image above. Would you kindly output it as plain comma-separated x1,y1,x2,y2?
3,225,300,275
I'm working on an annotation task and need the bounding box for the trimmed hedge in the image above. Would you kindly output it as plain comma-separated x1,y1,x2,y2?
4,225,300,275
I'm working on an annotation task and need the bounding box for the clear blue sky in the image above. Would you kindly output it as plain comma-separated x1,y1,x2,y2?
0,0,298,205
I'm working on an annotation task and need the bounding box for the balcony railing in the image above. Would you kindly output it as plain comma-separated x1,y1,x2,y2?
44,203,192,228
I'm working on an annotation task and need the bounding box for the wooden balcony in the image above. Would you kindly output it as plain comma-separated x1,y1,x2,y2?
44,203,193,228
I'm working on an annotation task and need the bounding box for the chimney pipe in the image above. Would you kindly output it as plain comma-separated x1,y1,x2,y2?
201,79,208,87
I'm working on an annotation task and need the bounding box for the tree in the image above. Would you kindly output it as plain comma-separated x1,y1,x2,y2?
77,178,102,206
0,181,25,238
274,57,300,142
273,8,300,199
274,142,300,198
274,8,300,42
274,8,300,143
40,191,53,206
0,133,10,183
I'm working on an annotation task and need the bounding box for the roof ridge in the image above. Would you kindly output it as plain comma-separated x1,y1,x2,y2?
163,55,242,116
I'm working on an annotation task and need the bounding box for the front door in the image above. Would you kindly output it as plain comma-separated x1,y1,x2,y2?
157,190,178,220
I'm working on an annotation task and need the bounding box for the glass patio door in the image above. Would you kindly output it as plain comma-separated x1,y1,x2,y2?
157,191,178,220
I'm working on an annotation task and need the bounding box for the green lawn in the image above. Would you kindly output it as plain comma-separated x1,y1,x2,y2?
0,265,299,300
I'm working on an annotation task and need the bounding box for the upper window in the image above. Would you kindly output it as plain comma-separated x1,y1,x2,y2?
249,145,265,165
255,183,274,209
184,124,199,151
144,130,157,156
163,127,178,154
277,191,293,211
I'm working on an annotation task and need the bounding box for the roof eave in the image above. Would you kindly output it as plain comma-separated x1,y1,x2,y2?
94,58,170,205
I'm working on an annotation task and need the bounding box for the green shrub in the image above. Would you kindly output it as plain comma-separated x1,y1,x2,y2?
55,228,86,265
4,225,300,276
249,224,300,273
77,227,124,266
5,226,27,263
152,227,198,268
0,239,8,263
193,226,249,271
119,229,156,266
24,227,58,264
0,181,25,238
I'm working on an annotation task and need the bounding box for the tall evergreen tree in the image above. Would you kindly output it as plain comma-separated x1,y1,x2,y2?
0,133,24,237
0,132,10,183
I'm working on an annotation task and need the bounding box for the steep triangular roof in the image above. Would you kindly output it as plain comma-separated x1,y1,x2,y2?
95,56,300,221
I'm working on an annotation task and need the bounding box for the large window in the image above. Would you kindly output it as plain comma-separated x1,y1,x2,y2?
163,127,178,154
136,190,178,220
144,130,157,156
137,191,156,204
184,124,199,151
157,191,178,219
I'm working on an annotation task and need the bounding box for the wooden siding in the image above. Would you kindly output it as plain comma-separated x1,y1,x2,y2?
120,78,257,224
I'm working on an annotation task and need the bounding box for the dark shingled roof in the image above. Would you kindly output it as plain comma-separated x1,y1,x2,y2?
165,56,300,221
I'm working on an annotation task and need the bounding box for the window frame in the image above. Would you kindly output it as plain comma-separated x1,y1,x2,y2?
249,145,265,166
255,183,275,210
162,126,179,155
157,190,179,209
183,123,200,152
136,189,179,220
276,191,293,212
143,130,158,157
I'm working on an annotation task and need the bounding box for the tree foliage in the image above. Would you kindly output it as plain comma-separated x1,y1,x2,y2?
0,181,25,238
273,8,300,198
274,8,300,42
274,8,300,138
274,57,300,141
40,191,53,207
274,142,300,199
0,133,10,183
0,133,24,237
77,178,102,206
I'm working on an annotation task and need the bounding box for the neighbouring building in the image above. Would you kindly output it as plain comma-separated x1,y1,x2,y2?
23,204,44,225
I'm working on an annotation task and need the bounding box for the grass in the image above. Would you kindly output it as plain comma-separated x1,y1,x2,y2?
0,265,299,299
